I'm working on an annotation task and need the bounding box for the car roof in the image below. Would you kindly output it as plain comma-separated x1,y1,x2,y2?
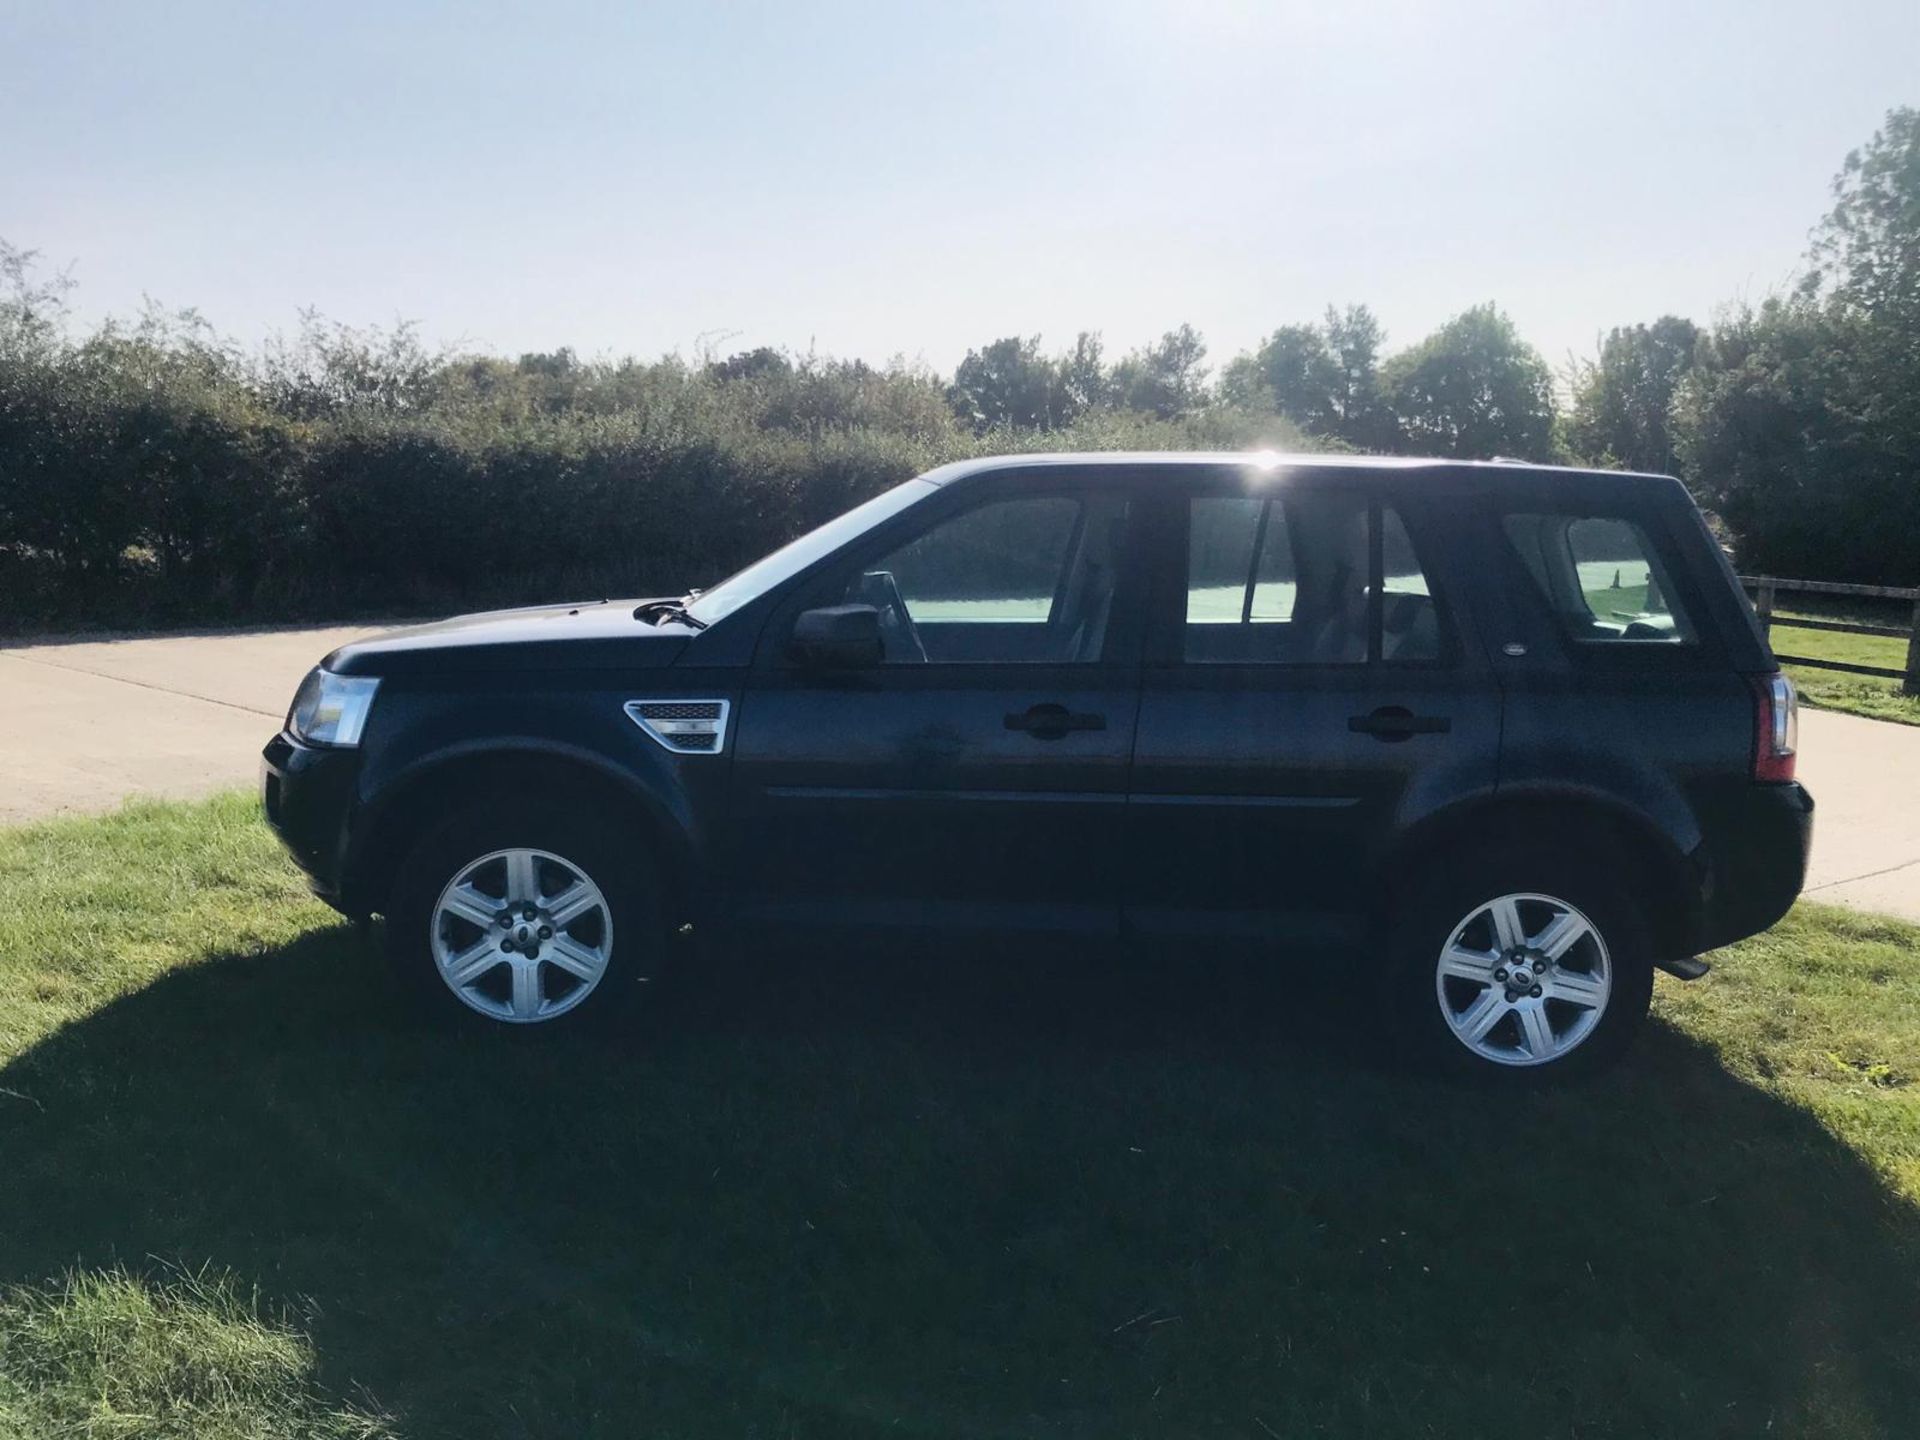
919,451,1680,489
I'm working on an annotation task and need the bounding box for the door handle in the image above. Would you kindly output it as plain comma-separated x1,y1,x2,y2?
1005,703,1107,739
1348,705,1451,741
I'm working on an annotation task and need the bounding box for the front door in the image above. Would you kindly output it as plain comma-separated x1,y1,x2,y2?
1124,477,1499,945
725,480,1145,938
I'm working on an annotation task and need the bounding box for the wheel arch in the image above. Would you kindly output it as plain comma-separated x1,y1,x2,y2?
1375,788,1705,962
343,741,699,921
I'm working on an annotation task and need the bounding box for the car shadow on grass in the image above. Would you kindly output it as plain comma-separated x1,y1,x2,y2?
2,925,1917,1439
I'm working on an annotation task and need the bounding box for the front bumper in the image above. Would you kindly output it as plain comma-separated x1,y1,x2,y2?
1696,781,1815,953
261,731,362,913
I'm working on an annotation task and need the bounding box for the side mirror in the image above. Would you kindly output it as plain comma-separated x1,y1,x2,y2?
790,604,884,668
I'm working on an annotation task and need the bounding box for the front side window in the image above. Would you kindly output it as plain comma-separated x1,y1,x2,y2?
1184,492,1440,664
882,496,1080,621
1502,512,1694,645
847,493,1131,663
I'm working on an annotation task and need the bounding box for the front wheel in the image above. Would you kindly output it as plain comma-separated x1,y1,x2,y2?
1391,852,1654,1077
387,804,661,1029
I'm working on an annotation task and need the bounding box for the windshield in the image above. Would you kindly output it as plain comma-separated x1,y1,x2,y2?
684,478,939,624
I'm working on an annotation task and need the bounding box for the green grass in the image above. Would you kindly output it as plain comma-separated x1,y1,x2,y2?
1770,609,1920,726
0,1267,395,1439
3,794,1920,1437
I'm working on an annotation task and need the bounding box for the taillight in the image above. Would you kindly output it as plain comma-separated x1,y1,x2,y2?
1750,672,1798,783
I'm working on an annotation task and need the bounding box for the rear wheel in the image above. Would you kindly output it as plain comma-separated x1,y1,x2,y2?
387,803,661,1029
1391,850,1653,1077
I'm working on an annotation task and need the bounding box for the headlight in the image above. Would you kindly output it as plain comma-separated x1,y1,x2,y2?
287,668,380,747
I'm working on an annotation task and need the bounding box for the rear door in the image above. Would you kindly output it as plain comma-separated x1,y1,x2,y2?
1480,475,1758,865
723,473,1148,939
1123,470,1499,946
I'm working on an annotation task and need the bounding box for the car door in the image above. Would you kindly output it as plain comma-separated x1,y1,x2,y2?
1124,472,1499,947
723,474,1147,939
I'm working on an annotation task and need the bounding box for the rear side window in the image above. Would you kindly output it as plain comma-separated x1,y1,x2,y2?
1184,494,1442,664
1502,512,1695,645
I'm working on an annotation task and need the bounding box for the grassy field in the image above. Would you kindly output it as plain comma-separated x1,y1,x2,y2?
1767,608,1920,727
2,795,1918,1438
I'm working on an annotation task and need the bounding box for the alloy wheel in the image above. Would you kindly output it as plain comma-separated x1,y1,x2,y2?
430,847,614,1023
1434,891,1611,1067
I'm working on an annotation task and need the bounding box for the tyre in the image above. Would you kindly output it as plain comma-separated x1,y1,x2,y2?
1389,846,1654,1078
386,801,662,1030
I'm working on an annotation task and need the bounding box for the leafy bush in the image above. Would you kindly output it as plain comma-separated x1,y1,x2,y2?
0,295,1310,631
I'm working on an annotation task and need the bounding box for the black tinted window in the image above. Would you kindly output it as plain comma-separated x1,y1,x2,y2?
1502,512,1694,645
849,494,1130,663
883,496,1079,621
1184,494,1439,664
1380,506,1441,662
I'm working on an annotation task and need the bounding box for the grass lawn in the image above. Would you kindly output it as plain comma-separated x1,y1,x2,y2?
3,795,1919,1438
1768,609,1920,727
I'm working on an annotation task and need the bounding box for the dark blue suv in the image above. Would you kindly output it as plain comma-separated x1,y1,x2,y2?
262,453,1813,1074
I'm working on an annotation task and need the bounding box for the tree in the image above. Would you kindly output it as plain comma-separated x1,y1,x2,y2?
1215,352,1269,412
1112,324,1209,419
1323,304,1393,450
1805,105,1920,462
0,240,75,362
1246,324,1341,433
1218,305,1391,449
1380,304,1555,460
1676,106,1920,582
1565,316,1701,474
1057,331,1113,414
1807,106,1920,322
706,346,792,383
1672,299,1903,577
948,335,1061,431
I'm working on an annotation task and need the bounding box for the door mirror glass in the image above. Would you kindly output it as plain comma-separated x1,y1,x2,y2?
790,604,884,668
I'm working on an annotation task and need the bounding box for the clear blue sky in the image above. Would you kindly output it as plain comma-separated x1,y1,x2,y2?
4,0,1916,376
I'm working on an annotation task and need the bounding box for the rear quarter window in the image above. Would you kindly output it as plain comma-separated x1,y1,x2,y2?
1502,512,1697,647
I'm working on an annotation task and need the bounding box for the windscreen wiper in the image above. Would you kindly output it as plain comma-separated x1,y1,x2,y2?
632,596,707,629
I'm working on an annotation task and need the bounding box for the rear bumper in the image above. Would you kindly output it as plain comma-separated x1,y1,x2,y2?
1695,781,1814,953
261,732,362,914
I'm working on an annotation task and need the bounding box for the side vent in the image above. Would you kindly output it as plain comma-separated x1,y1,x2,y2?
624,699,730,755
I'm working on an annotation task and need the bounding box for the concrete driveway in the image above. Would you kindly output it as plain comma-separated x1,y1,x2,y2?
2,623,1917,922
1793,707,1920,919
0,624,382,826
